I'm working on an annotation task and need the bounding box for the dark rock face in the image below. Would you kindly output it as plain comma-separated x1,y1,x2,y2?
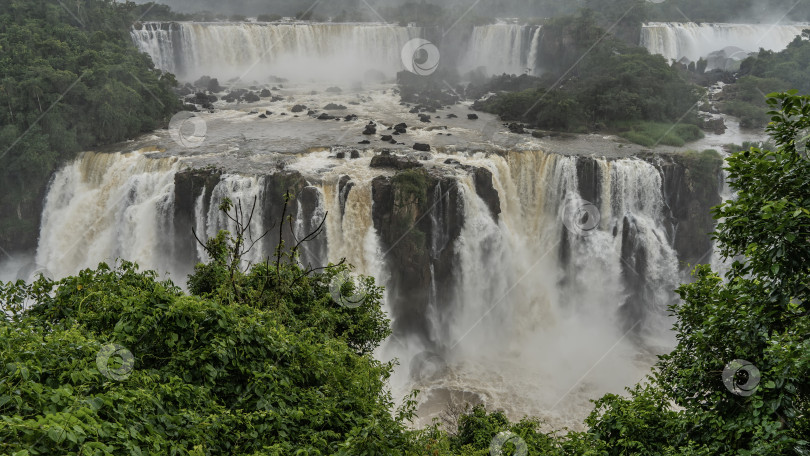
381,135,393,141
473,167,501,221
661,153,723,267
172,168,224,268
362,122,377,135
372,172,464,341
291,104,307,113
317,113,336,120
467,113,479,120
370,152,423,170
413,143,431,152
508,123,527,134
323,103,347,110
394,123,407,134
172,168,327,272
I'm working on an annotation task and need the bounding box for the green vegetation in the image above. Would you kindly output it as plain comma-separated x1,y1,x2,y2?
472,11,704,144
618,122,704,147
2,92,808,455
718,32,810,128
0,0,181,251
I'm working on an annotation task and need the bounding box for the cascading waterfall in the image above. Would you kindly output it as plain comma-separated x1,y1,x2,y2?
34,147,691,430
199,174,267,267
641,22,808,67
131,22,423,81
463,23,542,75
36,151,179,279
383,150,682,429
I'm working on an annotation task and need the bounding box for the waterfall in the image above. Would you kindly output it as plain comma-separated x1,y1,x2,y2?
199,174,267,268
463,23,542,75
36,151,179,279
131,22,423,82
641,22,808,67
33,148,699,430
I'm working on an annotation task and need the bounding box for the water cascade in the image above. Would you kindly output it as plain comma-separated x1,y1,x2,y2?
463,23,543,75
131,22,423,82
31,145,718,428
641,22,808,68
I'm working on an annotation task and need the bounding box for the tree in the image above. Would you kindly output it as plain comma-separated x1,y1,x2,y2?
573,91,809,455
0,194,413,455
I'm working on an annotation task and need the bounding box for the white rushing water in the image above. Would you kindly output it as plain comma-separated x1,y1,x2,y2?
641,22,808,67
462,23,543,76
131,21,550,81
131,22,423,82
29,142,685,430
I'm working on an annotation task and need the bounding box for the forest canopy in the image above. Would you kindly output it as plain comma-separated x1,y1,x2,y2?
0,0,181,251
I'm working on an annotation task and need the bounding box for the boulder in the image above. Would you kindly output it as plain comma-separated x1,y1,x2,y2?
363,122,377,135
467,113,479,120
413,143,431,152
370,152,423,170
508,123,526,134
260,89,272,97
291,104,307,113
350,150,360,159
324,103,347,110
318,113,336,120
381,135,393,141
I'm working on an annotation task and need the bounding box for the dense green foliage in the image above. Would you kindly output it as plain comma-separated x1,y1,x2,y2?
0,0,180,250
472,12,704,144
719,32,810,128
0,195,413,454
